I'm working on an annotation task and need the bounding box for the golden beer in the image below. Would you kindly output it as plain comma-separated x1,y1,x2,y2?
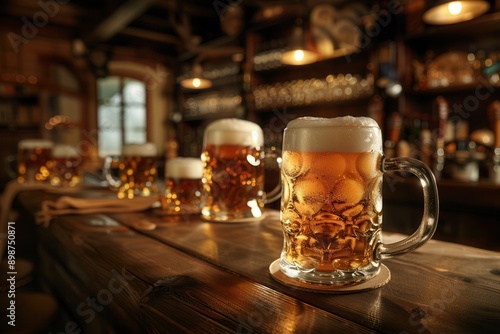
277,116,440,286
50,145,83,187
281,150,382,273
201,118,267,222
162,157,204,214
202,144,265,217
104,143,158,199
17,139,54,184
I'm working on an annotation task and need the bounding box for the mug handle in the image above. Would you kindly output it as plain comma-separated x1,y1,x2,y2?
102,156,121,189
375,157,439,260
263,147,282,204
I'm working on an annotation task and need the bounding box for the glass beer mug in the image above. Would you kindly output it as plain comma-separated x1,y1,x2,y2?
161,157,204,214
50,145,83,187
103,143,158,199
6,139,54,184
201,118,281,222
278,116,439,285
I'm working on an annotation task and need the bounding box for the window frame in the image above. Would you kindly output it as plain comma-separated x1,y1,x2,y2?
97,70,151,157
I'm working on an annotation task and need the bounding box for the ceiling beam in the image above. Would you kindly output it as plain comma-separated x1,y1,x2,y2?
83,0,158,45
121,27,181,46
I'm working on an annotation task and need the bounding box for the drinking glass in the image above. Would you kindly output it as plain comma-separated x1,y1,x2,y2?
278,116,439,285
103,143,158,198
13,139,54,184
201,118,281,222
161,157,204,214
50,145,83,187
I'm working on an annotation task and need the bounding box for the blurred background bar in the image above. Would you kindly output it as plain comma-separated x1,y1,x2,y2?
0,0,499,252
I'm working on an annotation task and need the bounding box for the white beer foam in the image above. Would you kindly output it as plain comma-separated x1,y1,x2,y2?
122,143,157,157
19,139,54,149
204,118,263,147
166,157,203,179
284,116,382,153
53,145,79,158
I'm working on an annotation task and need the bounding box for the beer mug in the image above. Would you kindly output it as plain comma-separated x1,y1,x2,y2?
12,139,54,184
278,116,439,285
161,157,204,214
201,118,281,222
50,145,83,187
103,143,158,199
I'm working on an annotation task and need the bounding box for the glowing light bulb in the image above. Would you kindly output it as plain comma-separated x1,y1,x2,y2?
294,50,305,62
448,1,462,15
192,78,201,88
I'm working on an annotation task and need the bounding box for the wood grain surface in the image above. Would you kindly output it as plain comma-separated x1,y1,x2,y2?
15,190,500,333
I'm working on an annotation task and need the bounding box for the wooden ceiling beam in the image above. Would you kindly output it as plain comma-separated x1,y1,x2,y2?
121,27,181,46
83,0,159,45
0,0,94,27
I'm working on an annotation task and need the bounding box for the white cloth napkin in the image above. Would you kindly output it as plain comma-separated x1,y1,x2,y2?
0,180,158,259
35,195,158,227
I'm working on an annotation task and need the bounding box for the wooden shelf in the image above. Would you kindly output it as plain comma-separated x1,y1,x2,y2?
411,80,500,95
0,94,38,105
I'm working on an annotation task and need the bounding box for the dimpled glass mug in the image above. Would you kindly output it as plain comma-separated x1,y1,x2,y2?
201,118,281,222
278,116,439,285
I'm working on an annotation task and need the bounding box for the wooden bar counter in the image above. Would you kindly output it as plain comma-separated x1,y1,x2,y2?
14,189,500,333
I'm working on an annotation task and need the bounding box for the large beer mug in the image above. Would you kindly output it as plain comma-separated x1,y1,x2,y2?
103,143,158,199
50,145,83,187
14,139,54,184
278,116,439,285
201,118,281,222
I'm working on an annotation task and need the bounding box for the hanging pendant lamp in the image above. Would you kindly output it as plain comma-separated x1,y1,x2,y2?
422,0,490,25
281,18,318,66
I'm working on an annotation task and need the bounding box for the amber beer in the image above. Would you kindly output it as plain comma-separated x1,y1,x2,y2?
201,118,266,222
17,139,54,184
104,143,158,198
162,157,204,214
279,116,439,285
50,145,83,187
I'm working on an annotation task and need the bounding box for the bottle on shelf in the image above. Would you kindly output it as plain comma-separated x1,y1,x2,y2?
431,96,449,180
488,101,500,184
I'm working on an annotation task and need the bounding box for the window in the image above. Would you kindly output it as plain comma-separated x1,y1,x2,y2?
97,76,146,157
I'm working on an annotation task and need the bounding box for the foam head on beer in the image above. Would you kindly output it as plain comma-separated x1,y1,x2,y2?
166,158,203,179
19,139,54,150
284,116,383,153
122,143,157,157
52,145,79,158
204,118,264,147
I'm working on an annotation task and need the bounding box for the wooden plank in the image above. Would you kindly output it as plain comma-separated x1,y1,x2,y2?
33,212,375,333
83,0,158,44
108,210,500,333
15,191,500,333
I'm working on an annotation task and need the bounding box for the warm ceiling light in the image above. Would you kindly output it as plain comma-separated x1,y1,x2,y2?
281,48,318,66
448,1,463,15
423,0,490,25
180,64,212,89
281,19,318,66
